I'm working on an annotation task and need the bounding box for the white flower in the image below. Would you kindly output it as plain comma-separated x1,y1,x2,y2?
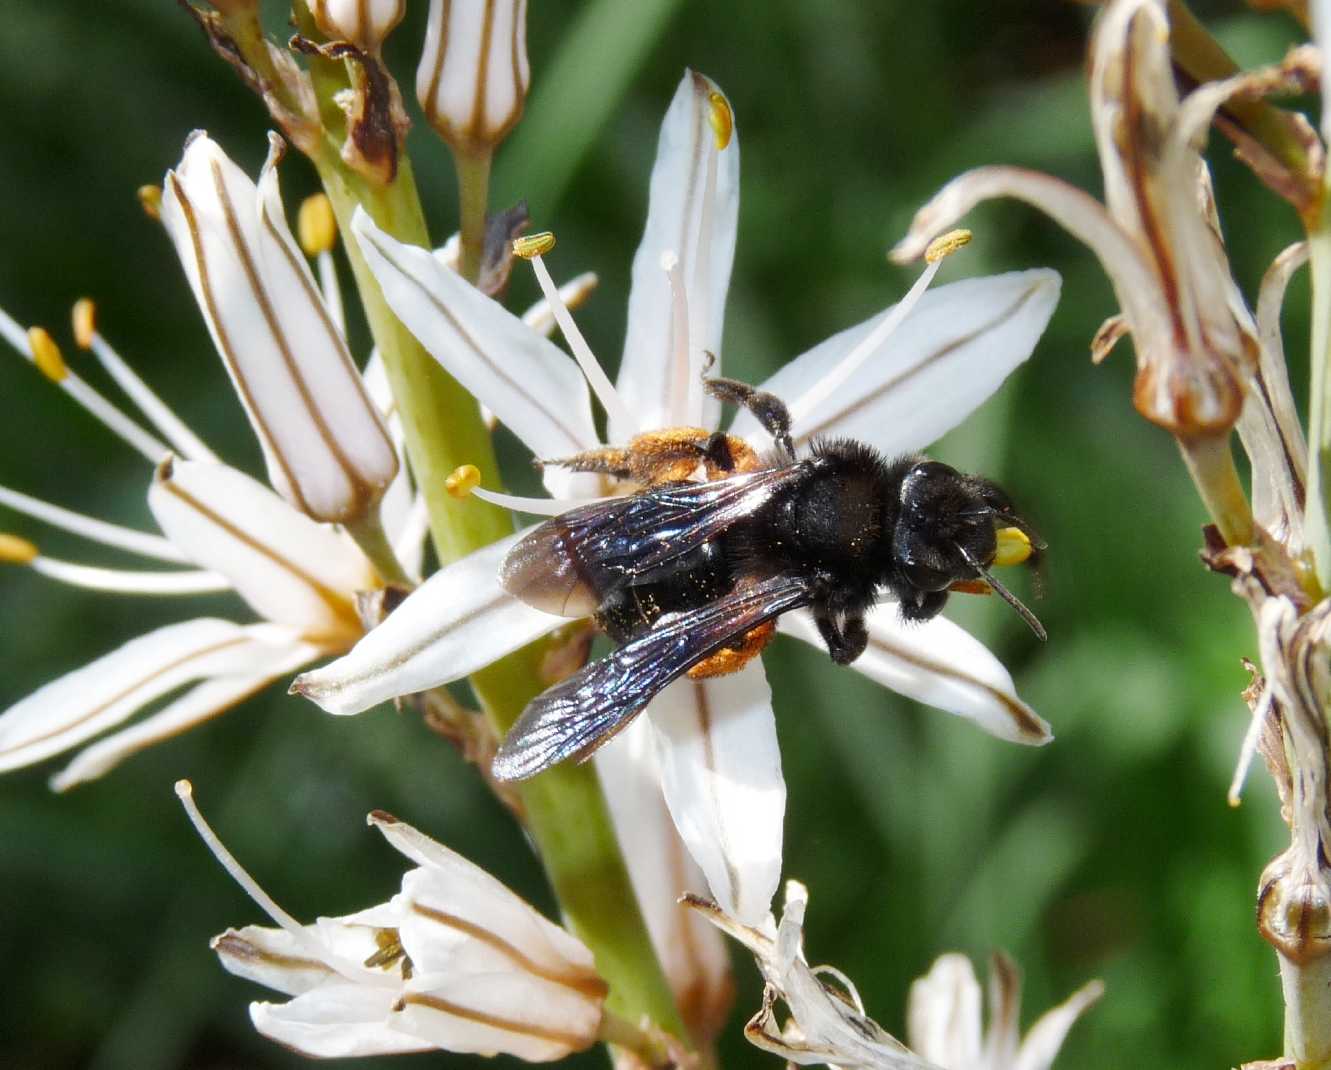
177,782,606,1060
305,0,405,52
691,882,1102,1070
294,71,1058,936
418,0,530,153
0,135,417,790
689,880,942,1070
907,952,1103,1070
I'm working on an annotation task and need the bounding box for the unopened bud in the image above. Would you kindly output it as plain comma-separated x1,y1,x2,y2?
417,0,530,155
305,0,404,52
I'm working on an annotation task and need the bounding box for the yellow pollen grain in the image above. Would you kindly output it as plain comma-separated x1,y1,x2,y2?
297,193,338,256
513,232,556,259
27,327,67,382
445,464,481,499
994,526,1033,568
72,298,97,350
138,184,163,221
0,533,39,564
924,228,972,264
707,91,734,150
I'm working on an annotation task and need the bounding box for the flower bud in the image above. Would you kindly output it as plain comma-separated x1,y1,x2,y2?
417,0,530,154
161,133,398,524
305,0,404,52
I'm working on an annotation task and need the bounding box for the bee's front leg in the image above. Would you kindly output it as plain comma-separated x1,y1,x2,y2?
811,598,869,666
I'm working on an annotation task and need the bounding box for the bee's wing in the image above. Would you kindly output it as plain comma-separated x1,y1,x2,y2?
500,463,808,617
490,573,813,781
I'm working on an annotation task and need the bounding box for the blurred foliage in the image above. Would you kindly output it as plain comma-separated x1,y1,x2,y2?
0,1,1314,1068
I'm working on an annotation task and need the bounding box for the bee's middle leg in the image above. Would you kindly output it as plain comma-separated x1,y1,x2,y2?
702,374,795,458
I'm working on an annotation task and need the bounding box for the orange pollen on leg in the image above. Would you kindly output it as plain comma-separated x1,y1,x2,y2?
624,427,763,487
687,620,776,679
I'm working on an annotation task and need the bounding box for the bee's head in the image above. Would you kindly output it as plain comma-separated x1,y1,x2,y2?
891,461,1046,639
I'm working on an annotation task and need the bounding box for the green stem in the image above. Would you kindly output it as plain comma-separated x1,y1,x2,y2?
1174,433,1254,549
241,4,687,1043
454,148,492,285
344,511,409,586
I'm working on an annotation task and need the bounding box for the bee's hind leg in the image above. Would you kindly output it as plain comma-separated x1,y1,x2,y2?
534,446,635,480
700,358,795,459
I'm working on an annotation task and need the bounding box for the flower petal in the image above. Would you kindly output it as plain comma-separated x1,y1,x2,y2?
293,530,562,715
906,954,984,1068
250,984,430,1058
351,209,598,462
395,972,599,1062
162,133,398,523
149,458,372,641
981,952,1023,1069
648,663,784,925
595,721,733,1043
616,71,739,437
779,607,1051,745
731,271,1060,455
50,627,321,790
0,619,293,773
1012,978,1104,1070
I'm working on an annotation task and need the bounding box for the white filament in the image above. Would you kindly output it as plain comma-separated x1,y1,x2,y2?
521,271,599,338
317,250,346,341
88,332,219,462
0,484,187,563
786,258,944,427
471,485,607,516
661,251,694,426
30,556,230,594
527,254,636,434
1228,686,1272,807
174,780,386,987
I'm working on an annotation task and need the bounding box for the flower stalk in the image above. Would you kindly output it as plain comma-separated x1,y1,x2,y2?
212,4,685,1048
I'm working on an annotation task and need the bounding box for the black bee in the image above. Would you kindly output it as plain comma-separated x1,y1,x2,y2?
491,372,1044,782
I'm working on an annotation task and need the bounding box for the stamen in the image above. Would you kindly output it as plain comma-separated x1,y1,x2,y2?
707,91,734,150
786,242,964,427
470,486,607,516
138,184,163,221
522,272,599,338
1228,685,1272,807
445,464,482,498
29,556,230,594
75,302,219,462
690,145,717,426
174,780,376,986
297,194,338,256
513,232,556,258
0,533,38,564
516,240,636,434
924,228,972,263
662,251,694,425
0,484,188,562
993,526,1033,568
298,195,345,336
72,299,97,350
0,308,169,464
28,327,66,381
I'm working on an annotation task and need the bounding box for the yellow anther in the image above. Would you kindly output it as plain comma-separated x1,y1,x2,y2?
994,526,1033,568
0,533,38,564
445,464,482,499
707,91,734,150
137,184,163,221
72,298,97,350
513,232,556,259
27,327,67,382
297,193,338,256
924,228,973,264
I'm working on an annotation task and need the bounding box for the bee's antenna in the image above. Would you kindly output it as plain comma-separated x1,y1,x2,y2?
957,545,1047,642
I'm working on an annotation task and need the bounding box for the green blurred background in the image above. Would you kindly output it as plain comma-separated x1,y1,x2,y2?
0,1,1311,1067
